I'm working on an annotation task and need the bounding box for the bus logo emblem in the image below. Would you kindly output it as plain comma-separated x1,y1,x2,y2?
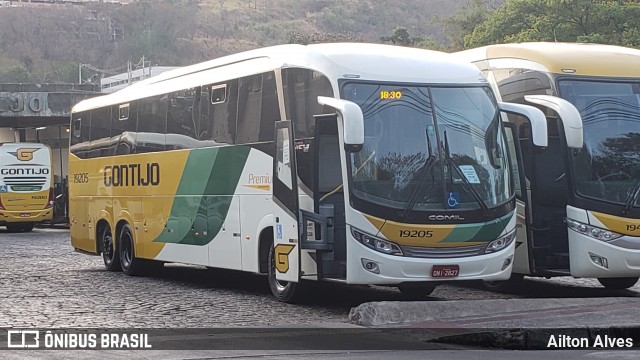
9,148,40,161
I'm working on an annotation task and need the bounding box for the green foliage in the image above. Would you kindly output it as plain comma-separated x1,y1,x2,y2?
464,0,640,48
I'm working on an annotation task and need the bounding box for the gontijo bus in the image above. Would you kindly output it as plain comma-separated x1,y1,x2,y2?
456,42,640,289
0,142,54,232
69,43,547,302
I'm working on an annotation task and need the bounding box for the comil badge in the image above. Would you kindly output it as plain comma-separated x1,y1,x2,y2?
9,148,40,161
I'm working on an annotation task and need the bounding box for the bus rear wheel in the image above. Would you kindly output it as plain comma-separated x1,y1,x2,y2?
597,277,639,290
267,243,300,303
100,225,120,272
118,224,143,276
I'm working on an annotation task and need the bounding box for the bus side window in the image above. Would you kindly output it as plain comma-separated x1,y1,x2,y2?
111,102,137,156
135,95,168,153
166,88,198,149
89,107,111,158
209,80,237,145
70,111,90,159
282,68,334,140
236,74,263,144
236,72,279,144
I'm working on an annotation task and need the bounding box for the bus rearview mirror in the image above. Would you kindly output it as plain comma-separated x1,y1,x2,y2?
524,95,584,149
317,96,364,152
498,101,548,147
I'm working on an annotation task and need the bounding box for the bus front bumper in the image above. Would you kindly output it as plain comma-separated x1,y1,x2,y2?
347,241,515,285
569,231,640,278
0,209,53,224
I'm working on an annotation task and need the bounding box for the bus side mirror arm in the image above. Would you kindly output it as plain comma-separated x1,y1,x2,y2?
498,101,548,147
317,96,364,152
525,95,584,149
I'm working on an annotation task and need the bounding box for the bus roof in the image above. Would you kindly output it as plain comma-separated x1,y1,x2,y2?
456,42,640,78
73,43,486,113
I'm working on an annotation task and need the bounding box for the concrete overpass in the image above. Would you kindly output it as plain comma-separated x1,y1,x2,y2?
0,83,101,222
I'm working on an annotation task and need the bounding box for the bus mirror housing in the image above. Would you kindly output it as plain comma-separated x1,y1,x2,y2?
524,95,584,149
317,96,364,152
498,102,548,147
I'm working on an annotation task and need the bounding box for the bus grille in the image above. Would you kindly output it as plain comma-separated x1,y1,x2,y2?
401,244,486,258
2,177,47,186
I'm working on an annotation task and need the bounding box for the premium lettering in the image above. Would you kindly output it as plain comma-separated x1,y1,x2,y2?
103,163,160,187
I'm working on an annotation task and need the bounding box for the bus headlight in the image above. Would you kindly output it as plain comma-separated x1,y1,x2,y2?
565,218,623,242
485,230,516,253
351,227,403,256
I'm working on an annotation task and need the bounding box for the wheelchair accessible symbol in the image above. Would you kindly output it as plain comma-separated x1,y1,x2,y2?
0,185,7,193
447,192,460,209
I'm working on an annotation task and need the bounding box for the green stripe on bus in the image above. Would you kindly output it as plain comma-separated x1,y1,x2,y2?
441,212,513,243
153,146,251,246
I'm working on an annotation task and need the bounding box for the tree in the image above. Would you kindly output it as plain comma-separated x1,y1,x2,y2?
464,0,640,48
380,27,415,46
440,0,501,50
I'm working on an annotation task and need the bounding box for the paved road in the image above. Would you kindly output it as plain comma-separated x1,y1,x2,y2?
0,228,638,329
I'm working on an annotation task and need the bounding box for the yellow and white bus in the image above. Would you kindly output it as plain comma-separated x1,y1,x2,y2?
0,142,54,232
69,43,548,302
456,42,640,289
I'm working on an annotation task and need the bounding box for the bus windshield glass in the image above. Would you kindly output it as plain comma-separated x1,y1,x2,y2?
559,79,640,207
342,83,511,214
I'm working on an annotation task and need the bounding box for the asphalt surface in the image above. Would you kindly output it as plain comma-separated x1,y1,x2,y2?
1,227,640,357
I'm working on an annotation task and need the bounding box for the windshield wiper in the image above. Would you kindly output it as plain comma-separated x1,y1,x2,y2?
623,183,640,214
442,130,490,216
402,129,436,218
401,155,436,218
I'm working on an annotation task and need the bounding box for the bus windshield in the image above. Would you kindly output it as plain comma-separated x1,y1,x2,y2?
559,79,640,208
342,83,511,215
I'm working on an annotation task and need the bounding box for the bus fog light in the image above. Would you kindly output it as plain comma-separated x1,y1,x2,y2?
502,255,513,270
361,258,380,274
589,252,608,269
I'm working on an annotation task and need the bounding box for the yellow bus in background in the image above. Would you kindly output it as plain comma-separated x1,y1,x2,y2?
0,142,54,232
456,42,640,289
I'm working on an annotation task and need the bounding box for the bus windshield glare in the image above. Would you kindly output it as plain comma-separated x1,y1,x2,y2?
342,83,511,214
559,79,640,208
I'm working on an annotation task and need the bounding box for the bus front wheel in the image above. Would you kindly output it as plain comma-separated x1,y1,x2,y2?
100,225,121,272
267,243,300,303
398,283,437,299
597,277,639,290
118,224,143,276
6,223,34,232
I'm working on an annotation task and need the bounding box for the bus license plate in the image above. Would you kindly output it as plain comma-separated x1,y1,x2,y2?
20,213,30,218
432,265,459,278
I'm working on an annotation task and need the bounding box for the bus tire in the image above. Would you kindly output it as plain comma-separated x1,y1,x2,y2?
267,243,300,303
483,274,524,292
7,223,32,232
118,224,143,276
597,277,639,290
398,283,437,299
100,225,121,272
6,224,21,233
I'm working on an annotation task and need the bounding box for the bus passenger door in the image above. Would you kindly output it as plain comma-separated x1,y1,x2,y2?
503,123,532,275
272,120,300,283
